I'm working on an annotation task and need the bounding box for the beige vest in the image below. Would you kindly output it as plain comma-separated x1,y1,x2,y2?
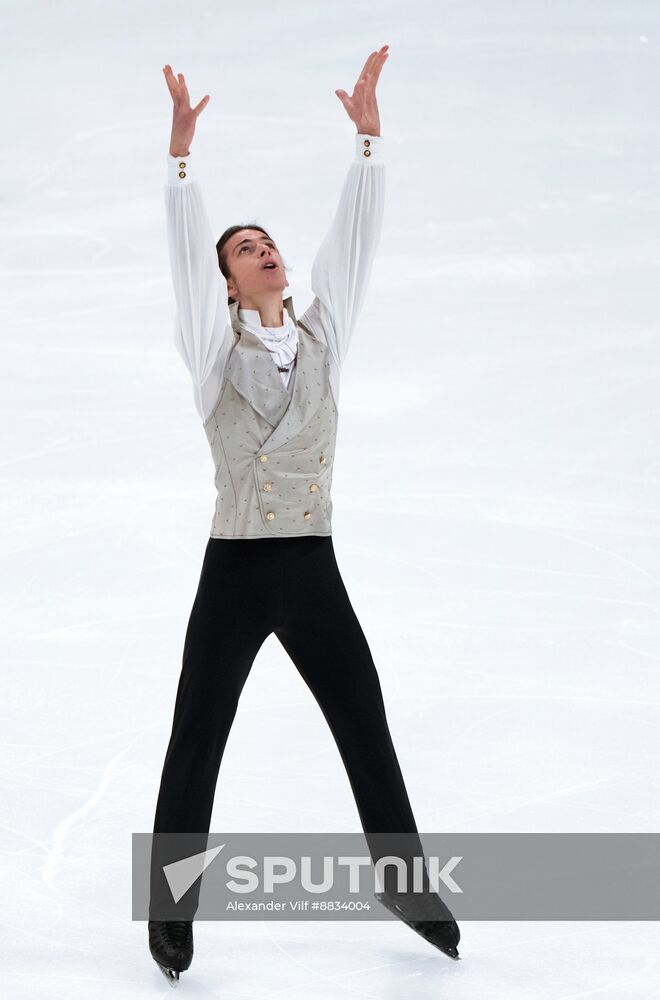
203,296,339,538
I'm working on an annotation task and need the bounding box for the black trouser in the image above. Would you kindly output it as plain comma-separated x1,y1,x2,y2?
149,534,434,919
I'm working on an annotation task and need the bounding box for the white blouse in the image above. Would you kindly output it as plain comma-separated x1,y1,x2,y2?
165,132,385,422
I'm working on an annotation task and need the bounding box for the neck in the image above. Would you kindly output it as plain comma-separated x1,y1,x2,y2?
238,295,285,328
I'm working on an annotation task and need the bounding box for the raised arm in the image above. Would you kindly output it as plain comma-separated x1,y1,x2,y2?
162,66,233,419
300,46,389,371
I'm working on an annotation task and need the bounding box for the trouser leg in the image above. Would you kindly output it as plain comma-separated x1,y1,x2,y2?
274,537,431,898
149,539,277,919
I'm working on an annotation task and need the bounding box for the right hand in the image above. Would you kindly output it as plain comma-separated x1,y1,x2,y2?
163,65,210,157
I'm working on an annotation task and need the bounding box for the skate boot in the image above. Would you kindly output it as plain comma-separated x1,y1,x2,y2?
374,889,461,960
148,919,194,986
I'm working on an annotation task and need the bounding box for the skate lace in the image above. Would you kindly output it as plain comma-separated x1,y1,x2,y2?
167,920,192,946
149,919,192,948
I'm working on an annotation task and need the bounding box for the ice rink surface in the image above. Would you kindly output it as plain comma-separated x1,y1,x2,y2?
2,0,660,996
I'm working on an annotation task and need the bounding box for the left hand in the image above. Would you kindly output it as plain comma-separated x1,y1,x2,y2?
335,45,389,137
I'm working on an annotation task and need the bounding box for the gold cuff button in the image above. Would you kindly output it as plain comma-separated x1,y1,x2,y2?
309,483,319,493
303,512,312,520
266,511,275,521
178,170,187,178
362,150,371,158
363,139,371,147
263,483,272,491
179,161,186,168
259,454,268,463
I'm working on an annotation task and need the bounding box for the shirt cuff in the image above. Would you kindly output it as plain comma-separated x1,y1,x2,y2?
355,133,383,163
167,151,194,185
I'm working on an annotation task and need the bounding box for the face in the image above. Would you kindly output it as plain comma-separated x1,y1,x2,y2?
224,229,289,302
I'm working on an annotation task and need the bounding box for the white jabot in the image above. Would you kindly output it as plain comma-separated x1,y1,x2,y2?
237,306,299,382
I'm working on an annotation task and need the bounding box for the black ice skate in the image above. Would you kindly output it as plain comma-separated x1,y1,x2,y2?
374,889,461,960
148,919,194,986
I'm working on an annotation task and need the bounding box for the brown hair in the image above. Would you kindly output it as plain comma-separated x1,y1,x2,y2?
216,224,292,305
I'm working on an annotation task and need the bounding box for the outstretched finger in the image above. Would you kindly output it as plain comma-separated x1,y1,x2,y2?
369,49,389,88
360,48,388,97
193,94,210,116
178,72,190,105
354,49,378,90
360,49,376,76
163,65,180,100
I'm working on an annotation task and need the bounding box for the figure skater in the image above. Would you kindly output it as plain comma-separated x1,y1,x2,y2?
148,46,461,985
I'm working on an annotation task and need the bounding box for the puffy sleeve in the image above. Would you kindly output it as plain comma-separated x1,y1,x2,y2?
165,152,233,420
299,133,385,370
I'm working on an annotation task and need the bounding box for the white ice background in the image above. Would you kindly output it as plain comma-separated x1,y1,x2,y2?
1,0,660,997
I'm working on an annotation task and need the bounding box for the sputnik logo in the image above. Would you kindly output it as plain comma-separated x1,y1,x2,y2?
163,844,226,903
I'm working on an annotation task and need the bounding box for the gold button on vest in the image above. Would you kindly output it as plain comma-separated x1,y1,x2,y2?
303,512,312,520
259,455,268,463
263,483,272,491
266,511,276,520
309,483,319,493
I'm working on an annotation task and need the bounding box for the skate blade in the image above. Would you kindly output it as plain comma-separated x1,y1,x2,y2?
157,962,180,987
374,891,461,961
